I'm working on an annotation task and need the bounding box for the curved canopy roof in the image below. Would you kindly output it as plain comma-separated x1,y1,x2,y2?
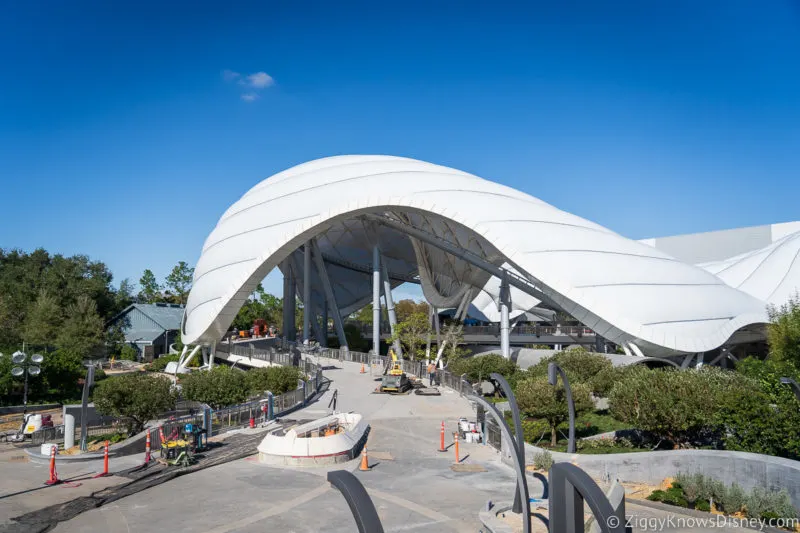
183,155,769,357
700,230,800,308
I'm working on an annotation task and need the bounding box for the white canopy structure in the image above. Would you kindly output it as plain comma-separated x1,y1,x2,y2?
699,230,800,308
182,155,774,359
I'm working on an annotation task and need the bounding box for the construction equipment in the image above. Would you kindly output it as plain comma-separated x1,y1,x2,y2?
159,438,194,467
379,349,410,393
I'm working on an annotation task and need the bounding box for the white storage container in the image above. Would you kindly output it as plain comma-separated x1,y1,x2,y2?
41,442,58,456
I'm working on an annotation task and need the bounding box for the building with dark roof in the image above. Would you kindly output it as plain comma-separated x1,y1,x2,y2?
108,303,184,361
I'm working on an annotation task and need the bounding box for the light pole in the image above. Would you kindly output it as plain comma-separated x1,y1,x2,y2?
9,351,44,415
548,361,577,453
780,377,800,403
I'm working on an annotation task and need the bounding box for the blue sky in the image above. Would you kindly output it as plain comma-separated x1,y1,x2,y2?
1,1,799,299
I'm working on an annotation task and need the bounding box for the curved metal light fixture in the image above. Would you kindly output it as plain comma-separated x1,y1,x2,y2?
31,354,44,364
28,366,41,376
11,367,24,377
12,351,26,364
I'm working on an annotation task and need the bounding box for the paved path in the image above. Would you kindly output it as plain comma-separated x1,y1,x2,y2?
2,358,762,532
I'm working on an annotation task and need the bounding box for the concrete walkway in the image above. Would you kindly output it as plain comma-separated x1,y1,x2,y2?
2,359,763,532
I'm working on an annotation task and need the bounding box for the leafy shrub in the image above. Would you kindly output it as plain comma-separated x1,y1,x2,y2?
609,366,755,447
448,353,518,385
180,366,249,409
745,488,797,521
532,450,553,471
647,476,798,521
244,366,303,396
720,483,746,515
93,373,176,435
714,370,800,459
147,353,180,372
516,377,593,446
676,472,703,505
524,347,615,396
695,499,711,512
118,344,138,361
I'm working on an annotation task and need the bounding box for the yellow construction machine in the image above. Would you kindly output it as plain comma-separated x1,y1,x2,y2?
379,349,410,393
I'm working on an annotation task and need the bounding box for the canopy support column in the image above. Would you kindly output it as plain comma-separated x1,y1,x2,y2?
320,298,328,347
303,243,311,345
312,239,348,351
372,246,381,356
500,274,511,359
282,258,296,342
380,254,402,357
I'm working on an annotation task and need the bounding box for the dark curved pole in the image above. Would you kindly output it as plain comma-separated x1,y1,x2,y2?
548,362,576,453
781,377,800,403
327,470,385,533
490,372,527,514
469,394,531,533
549,462,626,533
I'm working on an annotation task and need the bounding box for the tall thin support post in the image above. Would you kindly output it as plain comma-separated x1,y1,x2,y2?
303,243,311,344
549,362,576,453
500,275,511,360
425,305,433,360
379,254,402,356
311,239,348,350
434,306,441,347
282,259,296,341
372,246,381,356
320,299,328,347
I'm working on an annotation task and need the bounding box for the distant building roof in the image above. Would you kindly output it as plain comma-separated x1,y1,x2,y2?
108,303,185,344
130,303,184,330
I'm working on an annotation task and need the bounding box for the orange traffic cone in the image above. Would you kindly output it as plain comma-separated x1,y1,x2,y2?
44,444,60,485
93,441,110,478
360,363,366,374
359,445,369,471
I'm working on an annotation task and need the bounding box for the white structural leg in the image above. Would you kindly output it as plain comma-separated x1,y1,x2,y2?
500,276,511,359
372,246,381,356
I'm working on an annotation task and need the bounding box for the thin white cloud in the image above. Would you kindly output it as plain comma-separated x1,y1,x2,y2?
246,72,274,89
222,69,241,82
223,69,274,102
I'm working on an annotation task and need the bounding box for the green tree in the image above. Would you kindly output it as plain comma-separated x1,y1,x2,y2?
180,366,248,409
0,248,120,347
394,299,429,323
138,269,162,303
165,261,194,305
244,366,303,396
609,366,753,447
56,295,105,357
23,289,62,349
41,349,87,401
449,353,518,384
93,373,176,435
525,347,616,396
114,278,136,313
516,377,593,446
767,292,800,365
391,311,431,359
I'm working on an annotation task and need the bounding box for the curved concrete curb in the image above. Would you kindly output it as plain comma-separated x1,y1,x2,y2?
628,499,784,533
501,441,800,509
25,448,112,464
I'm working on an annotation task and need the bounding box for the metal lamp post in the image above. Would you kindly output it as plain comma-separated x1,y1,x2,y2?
9,351,44,415
780,377,800,403
548,361,577,454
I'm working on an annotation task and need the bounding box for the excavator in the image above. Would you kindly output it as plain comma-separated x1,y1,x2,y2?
379,349,411,393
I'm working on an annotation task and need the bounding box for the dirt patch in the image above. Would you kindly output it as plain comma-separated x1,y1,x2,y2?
450,463,487,472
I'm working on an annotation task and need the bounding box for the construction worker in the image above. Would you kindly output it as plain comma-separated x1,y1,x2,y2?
427,362,436,387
